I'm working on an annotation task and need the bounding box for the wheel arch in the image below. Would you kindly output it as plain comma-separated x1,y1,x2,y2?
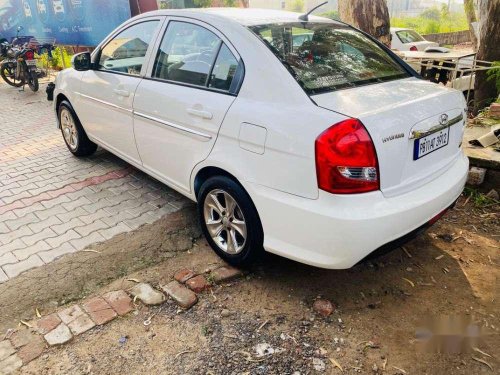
55,93,70,128
193,166,243,200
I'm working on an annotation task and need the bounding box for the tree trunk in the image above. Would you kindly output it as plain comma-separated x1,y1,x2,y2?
474,0,500,113
464,0,478,50
338,0,390,46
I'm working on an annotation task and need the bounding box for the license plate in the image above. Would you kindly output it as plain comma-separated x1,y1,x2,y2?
413,127,450,160
25,59,36,66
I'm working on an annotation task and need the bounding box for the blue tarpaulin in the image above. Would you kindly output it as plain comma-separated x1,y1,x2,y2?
0,0,131,46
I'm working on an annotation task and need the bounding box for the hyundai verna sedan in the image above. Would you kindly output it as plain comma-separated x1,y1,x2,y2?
49,8,468,268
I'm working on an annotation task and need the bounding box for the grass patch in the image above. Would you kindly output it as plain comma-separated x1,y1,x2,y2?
463,187,498,207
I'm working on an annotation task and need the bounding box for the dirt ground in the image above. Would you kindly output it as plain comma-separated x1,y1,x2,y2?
3,195,499,375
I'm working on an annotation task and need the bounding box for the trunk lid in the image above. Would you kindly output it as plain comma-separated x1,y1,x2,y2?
412,41,439,51
312,77,466,197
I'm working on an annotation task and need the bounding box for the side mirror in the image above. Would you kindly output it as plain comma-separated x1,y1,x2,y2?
72,52,92,71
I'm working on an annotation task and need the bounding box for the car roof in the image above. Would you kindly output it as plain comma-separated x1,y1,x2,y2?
136,7,339,27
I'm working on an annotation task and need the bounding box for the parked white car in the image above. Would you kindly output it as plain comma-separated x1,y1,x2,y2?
391,27,441,52
50,9,468,269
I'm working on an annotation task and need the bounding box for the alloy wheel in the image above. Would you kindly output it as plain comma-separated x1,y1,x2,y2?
203,189,247,254
60,107,79,151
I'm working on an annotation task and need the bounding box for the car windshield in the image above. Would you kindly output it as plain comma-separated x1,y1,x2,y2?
249,22,409,95
396,30,425,43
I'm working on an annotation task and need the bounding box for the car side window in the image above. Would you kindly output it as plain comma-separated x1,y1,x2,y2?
208,44,239,91
152,21,222,87
98,21,160,76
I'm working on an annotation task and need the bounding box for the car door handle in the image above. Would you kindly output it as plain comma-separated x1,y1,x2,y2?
187,108,213,120
113,89,130,97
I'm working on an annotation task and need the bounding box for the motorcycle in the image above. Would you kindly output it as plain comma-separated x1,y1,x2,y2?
0,26,39,92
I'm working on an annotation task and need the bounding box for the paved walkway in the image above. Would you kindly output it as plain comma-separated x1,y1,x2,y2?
0,81,190,282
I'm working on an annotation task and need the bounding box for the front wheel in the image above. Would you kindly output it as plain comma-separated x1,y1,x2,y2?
0,62,24,87
58,100,97,157
26,69,39,92
198,176,264,267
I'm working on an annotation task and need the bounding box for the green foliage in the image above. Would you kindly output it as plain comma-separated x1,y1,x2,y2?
37,47,73,70
486,61,500,94
288,0,304,12
319,10,339,21
193,0,212,7
463,187,498,208
391,6,468,35
191,0,237,7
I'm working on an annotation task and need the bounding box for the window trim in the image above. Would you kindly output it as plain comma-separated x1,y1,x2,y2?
144,17,245,96
91,17,165,79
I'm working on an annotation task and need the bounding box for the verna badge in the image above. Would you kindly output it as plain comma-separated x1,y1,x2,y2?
382,132,405,143
439,114,449,125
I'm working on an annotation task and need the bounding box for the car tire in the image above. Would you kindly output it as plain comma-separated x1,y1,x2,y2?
198,176,264,268
58,100,97,157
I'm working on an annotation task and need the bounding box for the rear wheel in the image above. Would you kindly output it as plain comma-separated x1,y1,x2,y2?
26,69,39,92
198,176,264,267
58,101,97,157
0,62,24,87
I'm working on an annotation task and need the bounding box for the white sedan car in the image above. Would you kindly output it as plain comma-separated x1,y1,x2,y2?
49,9,468,269
391,27,440,51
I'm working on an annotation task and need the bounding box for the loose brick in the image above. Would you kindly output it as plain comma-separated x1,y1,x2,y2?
103,290,133,316
313,299,335,317
44,323,72,346
0,353,22,373
186,275,210,293
82,297,117,325
0,340,16,361
36,313,61,335
67,314,96,335
467,167,486,186
174,269,196,283
9,329,34,348
17,335,45,364
58,304,85,324
210,266,242,283
129,283,165,305
162,281,198,309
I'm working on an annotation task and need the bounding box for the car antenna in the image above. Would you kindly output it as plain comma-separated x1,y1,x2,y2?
298,1,328,22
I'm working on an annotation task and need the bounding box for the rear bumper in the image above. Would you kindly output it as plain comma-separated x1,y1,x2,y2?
246,153,468,269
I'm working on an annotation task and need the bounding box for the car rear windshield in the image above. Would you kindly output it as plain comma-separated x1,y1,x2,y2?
249,22,409,95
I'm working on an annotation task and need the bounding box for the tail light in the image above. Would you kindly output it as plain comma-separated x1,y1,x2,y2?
25,50,34,60
315,119,379,194
409,45,418,51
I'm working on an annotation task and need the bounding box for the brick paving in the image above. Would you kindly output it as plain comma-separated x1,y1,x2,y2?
0,82,190,282
0,264,242,373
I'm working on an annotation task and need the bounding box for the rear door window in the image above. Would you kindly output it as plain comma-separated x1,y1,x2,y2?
250,23,409,95
153,21,220,87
